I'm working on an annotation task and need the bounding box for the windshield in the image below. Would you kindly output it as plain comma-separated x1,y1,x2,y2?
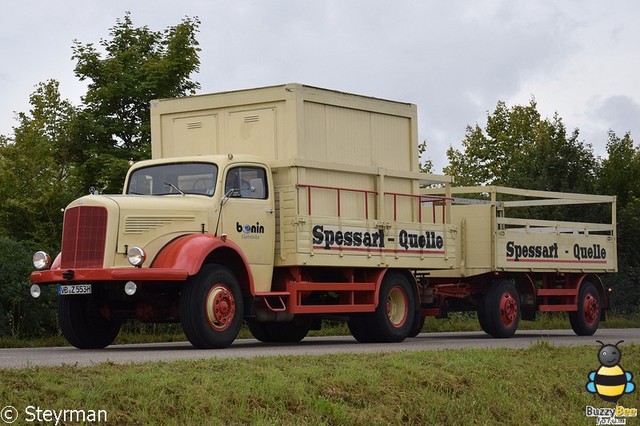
127,162,218,196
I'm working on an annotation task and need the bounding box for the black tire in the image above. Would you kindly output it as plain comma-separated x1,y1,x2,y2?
481,279,520,338
409,315,425,338
58,295,121,349
181,264,243,349
348,314,376,343
477,296,496,336
368,272,415,343
569,281,601,336
246,319,275,342
263,319,310,343
246,318,311,343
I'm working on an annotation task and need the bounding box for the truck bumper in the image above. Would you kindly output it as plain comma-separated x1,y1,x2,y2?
30,268,189,285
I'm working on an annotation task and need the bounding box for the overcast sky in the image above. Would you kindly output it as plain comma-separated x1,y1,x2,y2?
1,1,639,172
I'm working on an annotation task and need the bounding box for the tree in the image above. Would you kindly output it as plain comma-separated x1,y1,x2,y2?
418,140,434,174
0,80,82,249
597,131,640,313
445,99,597,194
72,12,201,191
598,131,639,208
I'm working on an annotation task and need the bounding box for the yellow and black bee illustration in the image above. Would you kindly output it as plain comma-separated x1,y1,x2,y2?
586,340,636,403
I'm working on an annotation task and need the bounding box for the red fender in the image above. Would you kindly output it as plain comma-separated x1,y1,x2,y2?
151,234,254,292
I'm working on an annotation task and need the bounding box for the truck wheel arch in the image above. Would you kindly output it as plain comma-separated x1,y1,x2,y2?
151,234,254,296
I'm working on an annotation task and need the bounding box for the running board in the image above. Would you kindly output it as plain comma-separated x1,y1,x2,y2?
255,282,377,315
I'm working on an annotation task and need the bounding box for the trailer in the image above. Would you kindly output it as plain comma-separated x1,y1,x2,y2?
28,83,616,349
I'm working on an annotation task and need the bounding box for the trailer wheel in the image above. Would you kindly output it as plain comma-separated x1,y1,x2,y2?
369,272,415,342
477,299,496,336
181,264,243,349
58,294,121,349
481,279,521,338
569,281,601,336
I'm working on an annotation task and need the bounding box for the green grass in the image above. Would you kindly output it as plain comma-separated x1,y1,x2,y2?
1,343,638,425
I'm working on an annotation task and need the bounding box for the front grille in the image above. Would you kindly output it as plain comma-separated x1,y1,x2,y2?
61,206,107,268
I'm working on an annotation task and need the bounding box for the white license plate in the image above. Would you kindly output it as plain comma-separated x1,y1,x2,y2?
58,284,92,296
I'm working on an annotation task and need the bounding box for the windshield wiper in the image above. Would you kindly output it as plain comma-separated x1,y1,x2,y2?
164,182,185,196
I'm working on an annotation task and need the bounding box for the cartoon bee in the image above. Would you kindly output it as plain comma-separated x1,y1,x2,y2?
586,340,636,403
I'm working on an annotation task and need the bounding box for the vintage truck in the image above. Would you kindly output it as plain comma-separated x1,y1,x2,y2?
29,83,617,349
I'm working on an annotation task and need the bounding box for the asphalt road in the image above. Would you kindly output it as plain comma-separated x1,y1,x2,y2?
0,328,637,369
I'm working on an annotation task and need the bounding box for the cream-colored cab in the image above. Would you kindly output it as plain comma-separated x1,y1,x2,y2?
220,163,275,292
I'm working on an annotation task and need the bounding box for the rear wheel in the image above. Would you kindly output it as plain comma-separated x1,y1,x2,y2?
348,314,376,343
569,281,601,336
247,318,311,343
409,315,425,337
58,294,121,349
481,279,520,338
368,272,415,343
181,265,243,349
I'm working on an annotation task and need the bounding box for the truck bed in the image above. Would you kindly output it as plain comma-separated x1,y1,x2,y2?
425,186,617,278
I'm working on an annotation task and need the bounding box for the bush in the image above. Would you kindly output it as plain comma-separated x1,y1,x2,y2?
0,237,58,338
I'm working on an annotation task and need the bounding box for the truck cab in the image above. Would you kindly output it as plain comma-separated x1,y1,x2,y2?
30,154,276,349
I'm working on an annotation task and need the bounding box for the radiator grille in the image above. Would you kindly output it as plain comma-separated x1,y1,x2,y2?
61,206,107,268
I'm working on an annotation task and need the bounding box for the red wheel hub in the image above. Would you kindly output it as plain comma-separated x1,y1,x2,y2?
499,292,518,327
582,293,600,326
205,284,236,331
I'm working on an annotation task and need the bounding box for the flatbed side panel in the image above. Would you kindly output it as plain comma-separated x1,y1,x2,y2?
495,229,616,272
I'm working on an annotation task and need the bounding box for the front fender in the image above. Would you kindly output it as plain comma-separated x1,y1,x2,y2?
151,234,254,292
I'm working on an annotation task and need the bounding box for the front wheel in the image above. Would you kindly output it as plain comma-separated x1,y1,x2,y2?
58,294,121,349
181,265,243,349
569,281,601,336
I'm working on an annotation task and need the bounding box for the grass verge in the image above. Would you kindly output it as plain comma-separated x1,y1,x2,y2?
0,342,637,425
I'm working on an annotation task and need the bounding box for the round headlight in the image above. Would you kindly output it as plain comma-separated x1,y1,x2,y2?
30,284,42,299
127,247,146,267
124,281,138,296
33,251,52,270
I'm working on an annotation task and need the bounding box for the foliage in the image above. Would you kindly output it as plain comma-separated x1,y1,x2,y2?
72,11,201,190
598,131,640,208
445,99,598,195
418,140,434,174
0,13,201,338
0,237,57,338
0,80,82,250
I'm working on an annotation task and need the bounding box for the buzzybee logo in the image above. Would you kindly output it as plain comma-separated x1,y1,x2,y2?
584,340,637,425
586,340,635,403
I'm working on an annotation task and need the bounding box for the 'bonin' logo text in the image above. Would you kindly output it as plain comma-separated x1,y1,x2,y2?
236,222,264,239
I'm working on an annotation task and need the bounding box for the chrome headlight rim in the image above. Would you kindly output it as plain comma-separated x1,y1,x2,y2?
33,251,52,270
127,246,146,267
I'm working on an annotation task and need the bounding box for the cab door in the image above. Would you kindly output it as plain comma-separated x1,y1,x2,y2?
221,165,275,292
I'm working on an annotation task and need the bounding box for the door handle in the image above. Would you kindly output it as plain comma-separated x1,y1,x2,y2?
266,208,274,214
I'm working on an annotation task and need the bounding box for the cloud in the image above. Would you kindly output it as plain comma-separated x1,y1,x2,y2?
588,95,640,137
1,0,639,174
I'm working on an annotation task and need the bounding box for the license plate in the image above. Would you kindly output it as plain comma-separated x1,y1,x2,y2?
58,284,92,296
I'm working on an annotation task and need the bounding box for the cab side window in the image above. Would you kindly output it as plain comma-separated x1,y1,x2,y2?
224,167,268,199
